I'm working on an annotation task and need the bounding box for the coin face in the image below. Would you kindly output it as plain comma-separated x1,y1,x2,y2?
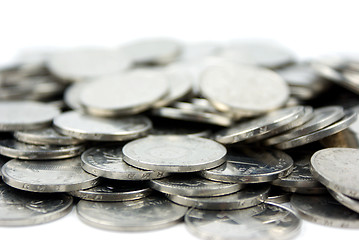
2,157,99,192
76,194,188,231
0,182,73,226
53,111,152,141
123,136,227,172
200,64,289,114
81,146,169,180
0,101,60,131
185,203,301,240
310,148,359,199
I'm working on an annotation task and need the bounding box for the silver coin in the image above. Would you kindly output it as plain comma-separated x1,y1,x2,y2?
185,203,301,240
47,47,130,82
123,135,226,172
289,85,317,100
266,187,291,204
200,147,293,184
14,127,84,145
0,182,73,226
310,148,359,199
291,194,359,228
69,180,151,202
281,186,327,195
320,129,359,148
76,194,187,231
2,157,99,192
80,70,169,117
53,111,152,141
119,38,181,65
274,110,357,149
214,106,311,144
0,101,60,131
167,184,270,210
329,189,359,214
149,174,244,197
64,80,93,110
81,146,169,180
265,106,344,145
0,139,85,159
200,63,289,115
0,156,8,177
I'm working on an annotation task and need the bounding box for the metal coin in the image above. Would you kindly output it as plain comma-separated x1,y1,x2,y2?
185,203,301,240
291,194,359,228
320,129,359,148
200,63,289,115
0,139,85,159
53,111,152,141
2,157,99,192
69,179,151,202
266,187,291,204
0,156,8,177
167,185,270,210
265,106,344,145
200,147,293,184
76,194,187,231
310,148,359,199
123,135,226,172
329,189,359,214
274,110,357,149
14,127,84,145
149,174,244,197
280,186,327,195
0,101,60,131
81,146,169,180
0,182,73,226
64,80,93,110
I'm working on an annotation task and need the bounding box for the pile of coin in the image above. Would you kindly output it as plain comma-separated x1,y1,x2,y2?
1,38,359,239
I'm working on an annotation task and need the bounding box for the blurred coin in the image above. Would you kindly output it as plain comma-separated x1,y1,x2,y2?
329,189,359,214
64,80,93,110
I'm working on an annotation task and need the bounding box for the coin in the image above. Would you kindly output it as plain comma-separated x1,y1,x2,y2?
200,63,289,115
310,148,359,199
0,139,85,159
123,135,226,172
320,129,359,148
280,186,327,195
69,180,151,202
0,182,73,226
14,127,84,145
200,147,293,183
149,174,243,197
53,111,152,141
185,203,301,240
265,106,344,145
81,146,169,180
291,194,359,228
0,101,60,131
2,157,99,192
76,194,187,231
64,80,93,110
167,184,270,210
274,110,357,149
329,189,359,214
0,156,8,177
265,187,291,204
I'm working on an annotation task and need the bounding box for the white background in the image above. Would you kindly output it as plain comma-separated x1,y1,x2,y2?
1,0,359,239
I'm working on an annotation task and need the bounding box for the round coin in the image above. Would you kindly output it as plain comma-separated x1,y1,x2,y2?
1,157,99,192
123,135,226,172
0,101,60,131
77,194,187,231
53,111,152,141
64,80,93,110
0,182,73,226
329,189,359,214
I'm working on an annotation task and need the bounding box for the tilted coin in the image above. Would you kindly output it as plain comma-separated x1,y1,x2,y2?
200,147,293,184
14,127,84,145
265,106,344,145
63,80,93,110
0,139,85,159
80,70,169,117
81,146,168,180
149,174,244,197
265,187,291,204
77,194,187,231
0,101,60,131
320,129,359,148
310,148,359,199
1,157,99,192
69,179,151,202
291,194,359,228
274,110,357,149
200,63,289,115
289,85,317,101
185,203,301,240
53,111,152,141
0,182,73,226
123,135,226,172
167,184,270,210
329,189,359,214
